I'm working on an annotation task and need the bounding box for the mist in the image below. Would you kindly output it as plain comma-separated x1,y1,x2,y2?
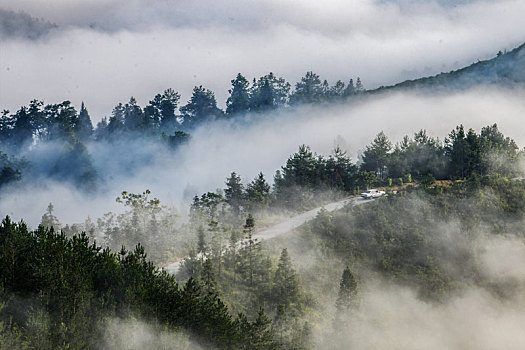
1,86,524,227
266,185,525,349
2,0,525,118
321,282,525,349
3,1,525,348
102,318,204,350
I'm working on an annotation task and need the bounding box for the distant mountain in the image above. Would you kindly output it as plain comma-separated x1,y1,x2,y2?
0,9,57,40
374,42,525,92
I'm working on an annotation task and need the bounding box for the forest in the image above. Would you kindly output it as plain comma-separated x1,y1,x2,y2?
1,103,524,348
1,39,525,349
0,70,368,191
3,0,525,347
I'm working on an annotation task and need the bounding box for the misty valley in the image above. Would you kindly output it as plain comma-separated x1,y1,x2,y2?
2,6,525,349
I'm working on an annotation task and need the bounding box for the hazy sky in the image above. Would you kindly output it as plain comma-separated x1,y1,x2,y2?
1,0,525,119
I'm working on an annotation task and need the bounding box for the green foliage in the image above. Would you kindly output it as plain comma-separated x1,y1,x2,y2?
305,178,525,300
180,85,223,126
0,217,278,349
335,267,357,312
360,124,521,182
225,172,244,216
360,131,392,179
245,172,271,211
289,71,324,105
226,73,251,115
272,249,300,311
273,145,358,210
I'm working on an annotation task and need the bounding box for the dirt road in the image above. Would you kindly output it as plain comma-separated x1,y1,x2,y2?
163,196,370,275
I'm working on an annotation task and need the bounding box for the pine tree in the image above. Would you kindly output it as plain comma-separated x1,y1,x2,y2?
76,102,94,141
249,308,277,350
180,86,223,127
225,171,244,216
336,266,357,312
272,248,299,310
290,71,323,105
40,203,61,232
361,131,392,179
197,225,207,256
246,172,271,210
355,77,364,92
201,259,217,296
226,73,251,115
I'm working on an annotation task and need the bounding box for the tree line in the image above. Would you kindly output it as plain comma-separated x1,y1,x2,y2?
0,71,364,190
0,72,364,149
190,123,522,217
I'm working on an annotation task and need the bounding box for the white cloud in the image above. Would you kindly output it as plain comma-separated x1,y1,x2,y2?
1,0,524,118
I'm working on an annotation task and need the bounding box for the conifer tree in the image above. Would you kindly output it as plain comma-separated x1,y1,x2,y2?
76,102,94,141
272,248,299,310
225,171,244,216
226,73,251,115
336,266,357,312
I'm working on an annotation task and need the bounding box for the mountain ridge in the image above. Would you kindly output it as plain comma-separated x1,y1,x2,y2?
372,41,525,93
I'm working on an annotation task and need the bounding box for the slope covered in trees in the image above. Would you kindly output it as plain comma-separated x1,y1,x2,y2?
0,217,280,349
374,42,525,92
0,119,524,348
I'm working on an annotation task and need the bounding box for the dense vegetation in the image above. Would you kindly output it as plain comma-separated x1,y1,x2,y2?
1,44,524,348
0,72,365,190
188,123,522,217
0,126,523,348
304,177,525,300
0,217,281,349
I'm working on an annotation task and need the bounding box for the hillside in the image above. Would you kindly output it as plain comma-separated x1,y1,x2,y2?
374,42,525,92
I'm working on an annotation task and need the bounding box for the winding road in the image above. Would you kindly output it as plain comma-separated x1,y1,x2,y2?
163,196,371,275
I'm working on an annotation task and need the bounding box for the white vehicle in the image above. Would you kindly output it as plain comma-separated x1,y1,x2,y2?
361,189,386,199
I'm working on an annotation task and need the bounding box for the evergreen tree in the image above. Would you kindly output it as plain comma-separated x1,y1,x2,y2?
248,308,277,350
226,73,251,115
76,102,94,141
335,266,357,312
107,103,126,137
290,71,324,105
201,259,217,296
123,97,147,132
343,78,355,96
225,171,244,216
197,225,207,256
355,77,364,93
180,86,223,127
40,203,61,232
250,73,290,112
159,88,180,130
329,80,346,99
360,131,392,179
245,172,271,210
11,107,34,148
272,248,299,310
445,125,468,178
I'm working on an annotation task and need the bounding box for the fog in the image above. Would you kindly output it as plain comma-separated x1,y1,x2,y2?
322,283,525,349
1,0,525,118
267,193,525,349
317,233,525,349
1,86,524,227
102,318,204,350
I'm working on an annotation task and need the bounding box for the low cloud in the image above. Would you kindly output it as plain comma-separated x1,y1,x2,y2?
319,283,525,350
1,0,525,118
1,87,524,227
101,318,204,350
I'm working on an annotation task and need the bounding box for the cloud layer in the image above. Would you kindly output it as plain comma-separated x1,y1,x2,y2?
1,87,524,227
1,0,525,119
